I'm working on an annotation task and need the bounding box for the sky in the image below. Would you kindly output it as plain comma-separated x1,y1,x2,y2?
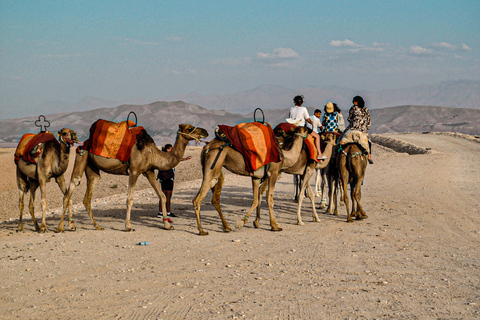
1,0,479,118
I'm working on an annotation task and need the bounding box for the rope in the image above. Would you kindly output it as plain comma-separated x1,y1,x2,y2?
178,127,200,141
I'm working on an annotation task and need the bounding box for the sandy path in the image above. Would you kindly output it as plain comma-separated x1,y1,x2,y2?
0,133,479,319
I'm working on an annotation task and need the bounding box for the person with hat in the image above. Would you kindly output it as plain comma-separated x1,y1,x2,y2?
322,102,343,133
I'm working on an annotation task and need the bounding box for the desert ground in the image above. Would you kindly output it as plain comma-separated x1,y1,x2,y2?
0,132,479,319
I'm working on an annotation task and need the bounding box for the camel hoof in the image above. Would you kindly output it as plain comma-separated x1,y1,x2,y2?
235,220,245,230
223,227,232,233
319,204,326,209
297,221,306,226
333,211,339,216
253,220,260,229
95,226,104,231
68,226,77,231
163,222,173,230
313,217,320,222
199,230,209,236
347,219,354,223
270,226,283,232
56,228,64,233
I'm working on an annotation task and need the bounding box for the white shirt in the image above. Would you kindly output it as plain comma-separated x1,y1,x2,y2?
289,106,310,126
310,115,321,133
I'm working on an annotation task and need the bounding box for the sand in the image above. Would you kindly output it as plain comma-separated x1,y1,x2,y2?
0,133,479,319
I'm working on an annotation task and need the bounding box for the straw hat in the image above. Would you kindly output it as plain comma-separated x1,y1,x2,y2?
325,102,334,113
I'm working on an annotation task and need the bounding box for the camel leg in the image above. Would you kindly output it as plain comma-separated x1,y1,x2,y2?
16,170,30,232
314,169,321,197
307,184,320,222
254,176,270,229
37,178,49,232
82,165,104,230
124,172,141,232
193,174,217,236
193,148,226,236
354,176,367,220
54,174,73,222
143,170,172,230
210,171,232,232
235,177,261,230
338,155,352,222
57,152,88,232
319,169,327,209
266,171,282,231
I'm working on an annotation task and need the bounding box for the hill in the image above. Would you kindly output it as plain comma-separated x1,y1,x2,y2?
0,102,479,147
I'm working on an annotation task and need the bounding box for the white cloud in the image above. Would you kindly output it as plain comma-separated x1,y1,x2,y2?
408,45,433,56
256,48,299,59
331,39,362,48
432,42,472,52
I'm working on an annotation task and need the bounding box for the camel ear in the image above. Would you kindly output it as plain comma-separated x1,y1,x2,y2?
178,124,187,131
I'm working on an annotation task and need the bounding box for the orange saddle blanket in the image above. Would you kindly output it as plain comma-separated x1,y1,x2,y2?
218,122,280,172
79,119,146,163
14,131,59,165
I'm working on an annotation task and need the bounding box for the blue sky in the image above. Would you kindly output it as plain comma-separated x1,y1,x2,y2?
1,0,479,118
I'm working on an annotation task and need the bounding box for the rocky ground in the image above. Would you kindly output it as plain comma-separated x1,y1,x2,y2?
0,133,479,319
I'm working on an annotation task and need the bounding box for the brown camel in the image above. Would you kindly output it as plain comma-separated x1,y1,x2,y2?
16,128,79,232
257,132,337,226
56,124,208,232
192,126,309,236
337,143,368,222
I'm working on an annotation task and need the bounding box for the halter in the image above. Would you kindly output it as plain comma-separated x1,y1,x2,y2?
57,129,75,146
178,126,200,142
295,132,308,139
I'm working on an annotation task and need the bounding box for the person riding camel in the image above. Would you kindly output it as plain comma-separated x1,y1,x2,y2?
288,95,327,161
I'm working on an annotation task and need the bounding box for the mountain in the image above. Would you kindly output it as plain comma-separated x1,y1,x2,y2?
162,80,480,113
0,101,479,148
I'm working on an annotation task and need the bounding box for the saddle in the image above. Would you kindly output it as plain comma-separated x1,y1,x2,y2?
79,119,146,163
14,131,59,165
217,122,280,172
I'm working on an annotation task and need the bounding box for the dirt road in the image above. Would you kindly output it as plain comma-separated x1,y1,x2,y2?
0,133,479,319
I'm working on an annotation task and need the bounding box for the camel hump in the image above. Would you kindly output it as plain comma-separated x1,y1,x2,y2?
217,122,280,172
14,132,58,165
80,119,146,163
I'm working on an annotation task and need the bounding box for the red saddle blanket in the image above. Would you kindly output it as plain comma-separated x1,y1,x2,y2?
14,132,59,165
218,122,280,172
79,119,146,163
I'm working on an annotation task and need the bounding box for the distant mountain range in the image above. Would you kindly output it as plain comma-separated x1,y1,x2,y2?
6,79,478,121
0,101,479,148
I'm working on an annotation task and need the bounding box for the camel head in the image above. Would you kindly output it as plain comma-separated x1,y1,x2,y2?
57,128,79,146
178,124,209,142
320,132,339,145
276,125,309,150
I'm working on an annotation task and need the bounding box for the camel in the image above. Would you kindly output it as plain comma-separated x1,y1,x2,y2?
192,126,309,236
257,132,338,226
16,128,79,232
337,143,368,222
56,124,208,232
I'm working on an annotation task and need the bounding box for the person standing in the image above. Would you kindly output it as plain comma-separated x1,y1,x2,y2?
289,95,327,160
157,144,192,221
